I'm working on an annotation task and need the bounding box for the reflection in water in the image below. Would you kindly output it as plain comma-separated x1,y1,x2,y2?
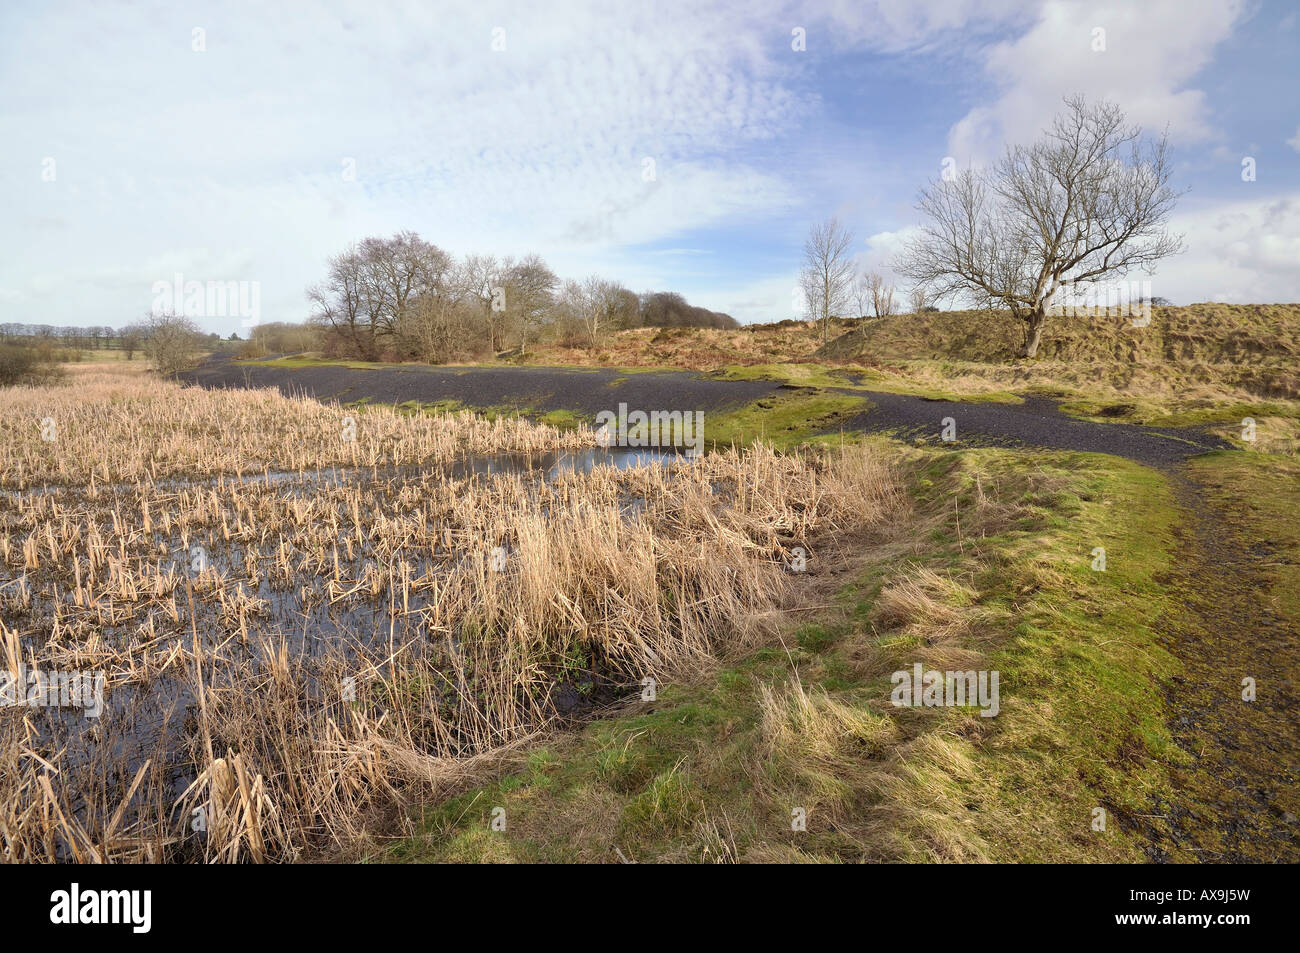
1,446,698,816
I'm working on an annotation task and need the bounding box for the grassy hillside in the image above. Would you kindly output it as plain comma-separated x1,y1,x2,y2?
515,303,1298,378
819,304,1300,443
821,303,1300,367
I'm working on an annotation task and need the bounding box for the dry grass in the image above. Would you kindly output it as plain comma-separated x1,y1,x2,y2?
521,321,833,371
523,305,1300,414
1,367,592,486
0,370,900,862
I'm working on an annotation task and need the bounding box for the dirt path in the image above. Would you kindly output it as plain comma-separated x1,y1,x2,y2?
1140,470,1300,862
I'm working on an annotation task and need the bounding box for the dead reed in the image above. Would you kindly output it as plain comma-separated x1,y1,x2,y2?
0,371,899,862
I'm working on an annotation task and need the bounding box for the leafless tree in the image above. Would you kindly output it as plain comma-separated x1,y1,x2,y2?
865,272,895,319
144,312,202,376
119,322,145,360
460,254,504,352
851,270,872,320
501,254,558,353
908,287,930,314
309,233,451,359
400,294,482,363
358,232,452,338
897,96,1184,358
800,217,856,343
555,276,634,348
308,245,374,359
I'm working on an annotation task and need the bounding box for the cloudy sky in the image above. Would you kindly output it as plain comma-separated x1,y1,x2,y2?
1,0,1296,334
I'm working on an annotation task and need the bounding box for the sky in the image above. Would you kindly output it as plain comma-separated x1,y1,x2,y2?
1,0,1297,335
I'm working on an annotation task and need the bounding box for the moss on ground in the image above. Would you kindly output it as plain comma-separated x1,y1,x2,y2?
382,443,1235,864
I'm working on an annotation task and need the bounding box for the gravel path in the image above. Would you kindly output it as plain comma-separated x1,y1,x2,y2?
184,357,1234,467
184,358,780,417
838,391,1231,467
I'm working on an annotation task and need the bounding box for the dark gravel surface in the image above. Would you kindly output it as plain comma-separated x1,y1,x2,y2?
837,391,1232,468
183,357,780,417
184,357,1234,467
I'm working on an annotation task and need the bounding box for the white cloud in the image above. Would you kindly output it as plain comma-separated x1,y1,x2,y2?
0,0,812,329
948,0,1246,164
1287,127,1300,153
0,0,1279,331
701,272,804,325
851,227,924,288
1150,195,1300,303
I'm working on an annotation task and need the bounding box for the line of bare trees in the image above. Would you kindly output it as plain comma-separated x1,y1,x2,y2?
2,323,134,351
307,233,738,363
802,96,1184,358
799,219,904,343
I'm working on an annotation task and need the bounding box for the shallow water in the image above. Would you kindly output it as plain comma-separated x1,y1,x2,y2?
0,446,696,850
1,446,686,499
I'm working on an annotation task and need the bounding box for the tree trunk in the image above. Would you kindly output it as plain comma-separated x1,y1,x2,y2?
1020,310,1046,359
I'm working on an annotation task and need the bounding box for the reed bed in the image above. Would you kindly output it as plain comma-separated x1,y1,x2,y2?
0,372,899,862
0,370,591,486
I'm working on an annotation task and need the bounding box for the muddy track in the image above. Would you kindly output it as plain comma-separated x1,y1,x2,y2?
184,358,1232,468
1139,471,1300,863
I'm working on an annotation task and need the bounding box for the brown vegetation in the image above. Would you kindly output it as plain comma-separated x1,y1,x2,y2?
0,370,898,861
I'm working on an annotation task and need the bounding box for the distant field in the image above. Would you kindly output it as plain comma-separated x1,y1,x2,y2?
67,347,135,362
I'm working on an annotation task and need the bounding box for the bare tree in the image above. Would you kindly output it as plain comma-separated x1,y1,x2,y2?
851,269,872,319
308,233,452,360
908,287,930,314
800,217,856,343
308,245,373,358
358,232,452,339
897,96,1184,358
119,322,145,360
144,312,202,376
501,254,558,353
866,272,895,319
578,276,630,348
400,294,483,364
460,254,504,352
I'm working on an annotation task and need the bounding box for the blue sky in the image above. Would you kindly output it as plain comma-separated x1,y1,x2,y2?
1,0,1297,335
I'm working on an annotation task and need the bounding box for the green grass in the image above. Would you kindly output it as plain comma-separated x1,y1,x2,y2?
704,390,871,450
535,408,585,429
1057,395,1300,427
712,362,1024,404
383,443,1198,864
1184,452,1300,622
710,362,862,389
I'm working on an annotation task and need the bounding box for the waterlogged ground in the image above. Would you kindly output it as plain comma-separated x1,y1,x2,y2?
1,447,689,839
